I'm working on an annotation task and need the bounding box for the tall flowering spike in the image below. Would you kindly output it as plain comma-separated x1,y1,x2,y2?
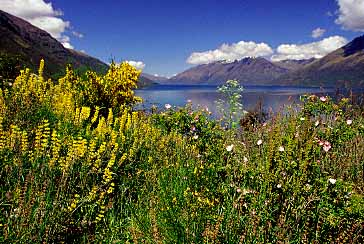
107,108,114,126
38,59,45,77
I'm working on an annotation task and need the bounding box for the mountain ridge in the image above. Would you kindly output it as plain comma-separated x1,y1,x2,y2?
0,10,108,76
0,10,158,87
168,36,364,87
277,35,364,87
168,57,308,86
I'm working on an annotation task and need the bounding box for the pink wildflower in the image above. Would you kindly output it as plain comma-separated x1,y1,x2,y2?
323,141,331,152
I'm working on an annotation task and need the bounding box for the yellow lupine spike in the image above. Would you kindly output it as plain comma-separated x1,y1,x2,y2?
91,107,100,124
107,108,113,126
80,106,91,122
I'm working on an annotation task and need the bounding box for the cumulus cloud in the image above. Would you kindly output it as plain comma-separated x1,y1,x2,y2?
271,36,348,61
187,41,274,65
125,60,146,70
335,0,364,31
0,0,74,48
311,28,326,38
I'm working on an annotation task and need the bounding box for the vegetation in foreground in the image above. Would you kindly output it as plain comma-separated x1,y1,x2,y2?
0,61,363,243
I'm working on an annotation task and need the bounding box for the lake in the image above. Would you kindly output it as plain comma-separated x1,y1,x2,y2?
135,85,343,115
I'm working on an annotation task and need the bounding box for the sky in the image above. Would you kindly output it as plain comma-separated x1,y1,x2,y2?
1,0,364,77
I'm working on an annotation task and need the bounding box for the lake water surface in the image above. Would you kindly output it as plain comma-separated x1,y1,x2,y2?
135,85,340,115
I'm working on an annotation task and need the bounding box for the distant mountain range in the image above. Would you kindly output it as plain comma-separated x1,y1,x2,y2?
138,73,168,87
169,36,364,87
140,73,169,82
168,57,317,85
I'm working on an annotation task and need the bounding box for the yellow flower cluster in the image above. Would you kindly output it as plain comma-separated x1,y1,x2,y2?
34,120,50,156
12,60,52,108
0,90,7,118
49,130,61,167
68,194,80,213
74,106,91,125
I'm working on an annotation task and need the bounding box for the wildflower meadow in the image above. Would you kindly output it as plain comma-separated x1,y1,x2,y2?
0,61,363,243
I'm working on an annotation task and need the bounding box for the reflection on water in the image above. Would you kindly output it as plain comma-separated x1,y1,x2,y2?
135,85,337,114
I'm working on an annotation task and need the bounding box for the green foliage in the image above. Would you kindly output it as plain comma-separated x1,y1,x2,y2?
0,62,363,243
0,53,25,88
216,79,246,129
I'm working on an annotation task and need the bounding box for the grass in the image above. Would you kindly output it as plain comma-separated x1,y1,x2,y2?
0,62,363,243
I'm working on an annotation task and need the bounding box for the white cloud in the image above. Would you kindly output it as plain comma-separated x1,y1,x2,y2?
335,0,364,31
271,36,348,61
311,28,326,38
62,42,73,49
72,31,84,38
125,60,146,70
0,0,74,48
187,40,274,65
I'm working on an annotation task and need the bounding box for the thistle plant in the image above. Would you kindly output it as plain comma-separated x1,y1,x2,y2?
216,79,246,129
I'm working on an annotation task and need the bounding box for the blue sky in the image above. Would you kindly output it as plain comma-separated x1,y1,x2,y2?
1,0,364,76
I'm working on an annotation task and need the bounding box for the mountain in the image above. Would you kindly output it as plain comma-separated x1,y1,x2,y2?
0,10,156,88
0,10,108,76
273,58,316,71
140,73,168,83
277,35,364,87
138,75,158,87
169,35,364,87
168,57,289,85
